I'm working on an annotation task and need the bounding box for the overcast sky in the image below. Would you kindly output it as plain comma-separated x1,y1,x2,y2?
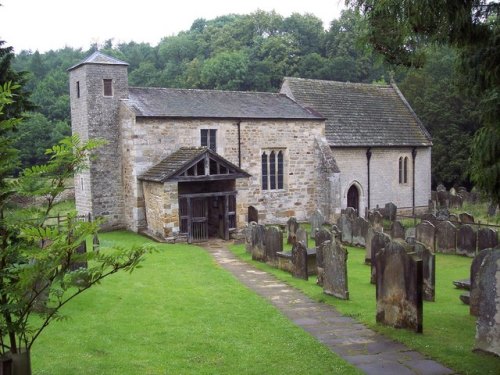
1,0,346,53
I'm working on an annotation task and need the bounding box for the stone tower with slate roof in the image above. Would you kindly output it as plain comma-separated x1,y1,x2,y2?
68,52,129,229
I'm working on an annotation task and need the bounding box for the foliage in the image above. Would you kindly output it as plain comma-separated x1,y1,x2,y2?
229,244,500,375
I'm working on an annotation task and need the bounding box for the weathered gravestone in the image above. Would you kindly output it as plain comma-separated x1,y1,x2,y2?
250,224,266,261
264,226,282,266
416,220,436,252
315,228,332,287
286,217,299,245
245,222,257,253
371,210,384,232
92,233,100,252
469,249,494,316
428,199,436,215
413,242,436,302
449,194,463,209
345,207,357,221
450,187,457,196
436,208,450,221
478,227,499,252
365,227,375,265
376,240,423,333
405,227,416,243
295,227,308,247
437,190,449,208
474,248,500,357
309,209,324,240
291,241,308,280
370,231,391,284
352,217,369,247
390,221,405,240
322,239,349,300
384,202,397,221
448,213,459,223
459,212,475,224
421,213,437,226
435,221,457,254
457,224,477,257
436,183,446,192
338,214,353,245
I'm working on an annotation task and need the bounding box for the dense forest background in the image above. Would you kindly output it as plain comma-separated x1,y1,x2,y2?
10,10,480,189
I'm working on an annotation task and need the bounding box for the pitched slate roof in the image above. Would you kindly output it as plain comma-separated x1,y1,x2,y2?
281,77,432,147
125,87,323,120
139,147,250,183
67,51,129,71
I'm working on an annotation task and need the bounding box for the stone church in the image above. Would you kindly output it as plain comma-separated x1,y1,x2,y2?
68,52,432,242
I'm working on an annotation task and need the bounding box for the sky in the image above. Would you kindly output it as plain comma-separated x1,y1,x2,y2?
1,0,346,53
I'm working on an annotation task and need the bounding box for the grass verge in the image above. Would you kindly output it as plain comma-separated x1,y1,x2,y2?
229,243,500,375
31,231,360,375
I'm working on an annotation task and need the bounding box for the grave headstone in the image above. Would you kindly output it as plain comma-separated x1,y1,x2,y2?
428,199,436,215
437,190,449,208
370,231,391,284
323,239,349,299
457,224,477,257
295,227,308,247
286,217,299,245
413,242,436,302
251,224,267,261
345,207,357,221
448,213,459,223
69,241,88,271
384,202,397,221
372,210,384,232
338,214,353,245
435,221,457,254
436,183,446,192
487,203,498,217
449,194,463,209
330,224,341,239
245,222,257,253
421,213,437,226
291,241,308,280
477,227,499,251
474,248,500,356
416,220,436,252
459,212,475,224
309,209,324,240
376,240,423,333
450,187,457,196
436,208,450,221
264,226,283,265
405,227,416,243
390,221,405,240
352,216,369,247
470,249,494,316
315,228,332,287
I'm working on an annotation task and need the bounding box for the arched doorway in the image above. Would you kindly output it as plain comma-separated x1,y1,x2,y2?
347,185,359,215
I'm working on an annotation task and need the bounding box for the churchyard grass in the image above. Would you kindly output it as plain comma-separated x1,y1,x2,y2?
31,231,360,375
230,243,500,375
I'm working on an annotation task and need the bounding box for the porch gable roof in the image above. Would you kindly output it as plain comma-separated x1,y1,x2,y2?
138,147,251,183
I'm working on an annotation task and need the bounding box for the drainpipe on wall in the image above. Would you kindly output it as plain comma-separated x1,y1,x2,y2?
237,120,242,168
412,147,417,217
366,147,372,211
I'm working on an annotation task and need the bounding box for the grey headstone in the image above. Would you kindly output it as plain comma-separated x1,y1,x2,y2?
478,228,498,251
448,213,459,224
390,221,405,240
416,220,436,252
323,239,349,300
405,227,416,242
309,209,324,240
376,240,423,333
421,213,437,226
436,208,450,221
365,227,375,265
459,212,475,224
352,217,369,247
457,224,477,257
436,183,446,192
315,228,332,270
487,203,498,217
295,227,308,247
251,224,266,261
450,187,457,196
372,210,384,232
384,202,397,221
286,217,299,245
345,207,357,221
370,231,392,284
449,194,463,209
264,226,283,265
339,214,353,245
470,249,494,316
413,242,436,302
435,221,457,254
474,248,500,356
291,241,308,280
437,190,449,208
245,222,257,253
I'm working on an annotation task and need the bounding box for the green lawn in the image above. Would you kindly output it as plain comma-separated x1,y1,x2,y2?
31,231,360,375
230,244,500,375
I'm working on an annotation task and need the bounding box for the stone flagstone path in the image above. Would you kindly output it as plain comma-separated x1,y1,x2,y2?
203,241,456,375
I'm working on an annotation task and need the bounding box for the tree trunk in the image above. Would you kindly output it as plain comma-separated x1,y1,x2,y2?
1,349,31,375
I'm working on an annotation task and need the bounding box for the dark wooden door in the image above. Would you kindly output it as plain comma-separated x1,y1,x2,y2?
190,197,208,242
347,185,359,215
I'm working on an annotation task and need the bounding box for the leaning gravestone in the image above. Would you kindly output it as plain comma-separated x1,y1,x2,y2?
376,240,423,333
251,224,267,261
338,214,353,245
390,221,405,240
413,242,436,302
421,213,437,226
477,227,499,251
459,212,475,224
295,227,308,247
264,226,282,266
457,224,477,257
384,202,397,221
286,217,299,245
416,220,436,252
352,216,369,247
474,248,500,356
309,209,324,240
469,249,494,316
370,231,391,284
435,221,457,254
323,239,349,299
291,241,308,280
315,228,332,287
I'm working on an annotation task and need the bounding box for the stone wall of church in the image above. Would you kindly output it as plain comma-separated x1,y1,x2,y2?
331,146,431,216
142,181,179,238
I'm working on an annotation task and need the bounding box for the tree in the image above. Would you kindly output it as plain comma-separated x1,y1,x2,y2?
348,0,499,203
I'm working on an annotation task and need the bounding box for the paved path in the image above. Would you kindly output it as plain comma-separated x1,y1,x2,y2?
203,241,456,375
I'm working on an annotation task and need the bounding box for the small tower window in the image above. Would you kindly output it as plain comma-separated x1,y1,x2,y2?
76,81,80,98
103,79,113,97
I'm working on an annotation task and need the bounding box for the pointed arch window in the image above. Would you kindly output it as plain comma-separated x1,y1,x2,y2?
399,156,409,184
262,149,285,190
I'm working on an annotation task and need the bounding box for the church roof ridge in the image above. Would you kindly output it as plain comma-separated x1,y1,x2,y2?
67,51,129,71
